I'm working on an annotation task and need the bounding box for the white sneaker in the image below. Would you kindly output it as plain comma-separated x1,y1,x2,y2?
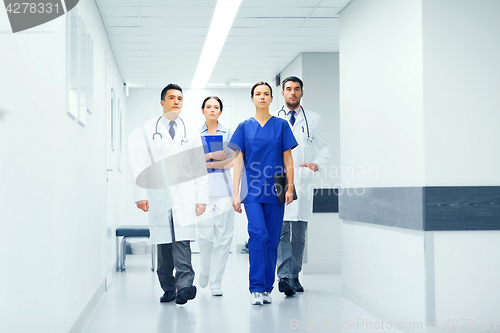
199,274,209,288
211,288,223,296
262,292,272,304
250,292,263,305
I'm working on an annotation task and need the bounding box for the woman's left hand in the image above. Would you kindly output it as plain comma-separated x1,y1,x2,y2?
232,195,243,213
210,150,228,161
285,190,294,205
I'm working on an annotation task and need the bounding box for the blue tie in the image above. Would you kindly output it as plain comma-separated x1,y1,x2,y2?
169,121,176,139
289,110,296,126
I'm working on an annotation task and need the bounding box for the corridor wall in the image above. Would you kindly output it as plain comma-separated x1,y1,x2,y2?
339,0,500,326
0,1,126,332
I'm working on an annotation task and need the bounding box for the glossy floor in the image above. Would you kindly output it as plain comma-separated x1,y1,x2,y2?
82,252,401,333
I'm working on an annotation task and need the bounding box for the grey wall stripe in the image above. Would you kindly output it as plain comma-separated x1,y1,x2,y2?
373,187,424,230
312,188,339,213
339,186,500,231
339,187,424,230
425,186,500,231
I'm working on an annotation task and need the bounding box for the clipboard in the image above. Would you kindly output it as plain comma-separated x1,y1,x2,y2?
273,173,298,204
201,135,224,173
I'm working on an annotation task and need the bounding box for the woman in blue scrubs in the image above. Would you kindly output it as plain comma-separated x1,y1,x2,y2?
229,81,298,305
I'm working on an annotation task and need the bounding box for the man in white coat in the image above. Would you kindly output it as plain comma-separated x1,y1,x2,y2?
273,76,331,296
128,83,209,305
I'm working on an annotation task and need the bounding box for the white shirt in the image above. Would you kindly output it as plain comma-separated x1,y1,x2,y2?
161,116,180,139
283,105,302,125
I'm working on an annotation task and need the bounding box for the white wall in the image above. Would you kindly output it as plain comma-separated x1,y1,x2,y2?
433,231,500,322
304,213,341,273
422,0,500,186
342,222,427,324
0,1,125,332
339,0,427,323
302,53,340,189
340,0,425,188
339,0,500,327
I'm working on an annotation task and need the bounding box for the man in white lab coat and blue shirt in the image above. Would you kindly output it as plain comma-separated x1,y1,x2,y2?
128,83,209,305
273,76,331,296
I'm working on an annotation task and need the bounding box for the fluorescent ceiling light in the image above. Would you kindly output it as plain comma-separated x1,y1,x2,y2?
230,83,254,87
190,0,242,89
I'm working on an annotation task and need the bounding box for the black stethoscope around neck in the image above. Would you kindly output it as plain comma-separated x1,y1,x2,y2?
152,116,188,144
278,105,313,143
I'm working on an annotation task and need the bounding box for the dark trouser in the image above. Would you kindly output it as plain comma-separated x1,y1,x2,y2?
277,220,307,279
156,211,195,292
157,241,194,292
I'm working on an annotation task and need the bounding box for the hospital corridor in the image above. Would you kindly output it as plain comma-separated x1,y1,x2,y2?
81,250,390,333
1,0,499,332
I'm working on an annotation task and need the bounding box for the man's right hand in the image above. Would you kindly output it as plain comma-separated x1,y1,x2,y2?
136,200,149,212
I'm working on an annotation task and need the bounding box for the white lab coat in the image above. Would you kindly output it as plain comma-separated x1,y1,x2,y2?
272,106,331,222
128,115,210,244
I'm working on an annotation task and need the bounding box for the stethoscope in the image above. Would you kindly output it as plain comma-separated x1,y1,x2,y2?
152,116,188,144
278,105,313,143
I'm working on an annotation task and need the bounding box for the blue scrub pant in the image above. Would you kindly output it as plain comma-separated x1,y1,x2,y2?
244,202,285,293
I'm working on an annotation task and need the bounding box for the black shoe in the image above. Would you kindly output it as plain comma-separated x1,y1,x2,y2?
293,278,304,292
278,278,296,296
175,286,197,305
160,291,176,303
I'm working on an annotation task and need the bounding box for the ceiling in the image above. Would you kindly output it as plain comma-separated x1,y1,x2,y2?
95,0,350,88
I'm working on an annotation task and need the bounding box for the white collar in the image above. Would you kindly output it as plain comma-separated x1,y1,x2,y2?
200,121,228,134
283,105,302,115
161,115,181,129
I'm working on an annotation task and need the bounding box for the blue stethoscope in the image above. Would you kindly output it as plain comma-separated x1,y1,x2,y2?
278,105,313,143
152,116,188,144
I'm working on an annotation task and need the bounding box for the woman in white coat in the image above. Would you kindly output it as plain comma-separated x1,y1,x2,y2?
128,84,209,305
196,96,235,296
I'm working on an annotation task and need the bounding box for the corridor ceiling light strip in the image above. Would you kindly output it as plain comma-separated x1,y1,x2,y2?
190,0,243,89
230,83,254,87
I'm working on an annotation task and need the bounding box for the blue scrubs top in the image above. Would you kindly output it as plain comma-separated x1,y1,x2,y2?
228,116,298,204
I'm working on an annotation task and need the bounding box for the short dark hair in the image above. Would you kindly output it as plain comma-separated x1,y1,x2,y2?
281,76,303,91
201,96,223,112
161,83,183,101
251,81,273,98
